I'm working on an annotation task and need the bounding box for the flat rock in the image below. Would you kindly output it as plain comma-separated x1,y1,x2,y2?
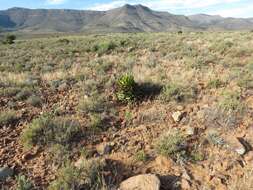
119,174,160,190
0,167,14,181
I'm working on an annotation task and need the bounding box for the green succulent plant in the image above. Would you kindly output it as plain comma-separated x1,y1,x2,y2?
116,74,137,102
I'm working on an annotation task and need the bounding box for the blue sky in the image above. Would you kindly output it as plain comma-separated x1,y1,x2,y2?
1,0,253,18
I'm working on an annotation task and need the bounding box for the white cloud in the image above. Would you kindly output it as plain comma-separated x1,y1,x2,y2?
143,0,242,10
211,4,253,18
88,0,243,11
88,0,128,11
46,0,66,5
87,0,252,17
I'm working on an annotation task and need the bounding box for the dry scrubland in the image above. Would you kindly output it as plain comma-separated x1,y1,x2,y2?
1,32,253,189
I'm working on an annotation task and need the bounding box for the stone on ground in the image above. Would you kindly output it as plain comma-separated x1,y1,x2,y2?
119,174,160,190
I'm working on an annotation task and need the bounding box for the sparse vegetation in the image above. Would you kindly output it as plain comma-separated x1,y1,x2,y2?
26,95,43,107
229,167,253,190
16,175,33,190
207,79,224,89
78,95,106,114
48,158,107,190
88,113,103,131
21,115,81,149
135,150,148,162
159,83,197,103
159,83,184,103
1,32,253,189
0,110,18,126
92,41,117,55
15,88,33,101
156,129,187,161
219,90,245,112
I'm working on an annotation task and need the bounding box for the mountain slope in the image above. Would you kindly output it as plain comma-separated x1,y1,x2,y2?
0,4,253,33
0,7,105,32
188,14,253,30
83,4,195,32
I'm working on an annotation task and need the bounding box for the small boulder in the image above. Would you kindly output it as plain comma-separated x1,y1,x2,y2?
172,111,185,122
96,143,112,155
0,166,14,181
185,126,196,136
58,82,68,91
224,136,246,155
244,151,253,164
119,174,160,190
181,178,191,189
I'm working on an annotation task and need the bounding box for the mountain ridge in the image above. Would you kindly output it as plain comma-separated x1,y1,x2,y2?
1,4,253,33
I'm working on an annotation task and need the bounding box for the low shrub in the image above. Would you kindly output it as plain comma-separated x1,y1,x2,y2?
15,88,33,101
160,83,198,103
156,129,187,161
78,96,106,114
0,110,18,126
48,144,70,166
21,115,81,149
156,130,185,159
135,150,148,162
88,113,103,131
219,91,245,112
26,95,43,107
16,175,33,190
3,34,16,44
0,87,21,97
207,79,224,89
48,158,107,190
237,73,253,89
92,41,117,55
159,83,184,102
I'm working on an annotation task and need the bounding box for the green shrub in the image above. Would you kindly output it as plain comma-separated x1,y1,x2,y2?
92,41,116,55
26,95,43,107
58,38,70,44
237,74,253,89
0,87,21,97
207,79,224,89
219,91,244,112
159,84,184,102
15,88,33,101
21,115,81,149
3,34,16,44
89,113,102,131
135,150,148,162
0,110,18,126
160,83,197,103
48,144,70,166
78,96,106,114
156,129,186,160
48,159,106,190
16,175,33,190
116,74,137,102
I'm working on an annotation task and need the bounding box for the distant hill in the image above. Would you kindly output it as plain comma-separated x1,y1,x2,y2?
0,4,253,33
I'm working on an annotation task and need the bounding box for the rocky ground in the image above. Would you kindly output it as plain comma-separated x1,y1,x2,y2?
1,32,253,189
